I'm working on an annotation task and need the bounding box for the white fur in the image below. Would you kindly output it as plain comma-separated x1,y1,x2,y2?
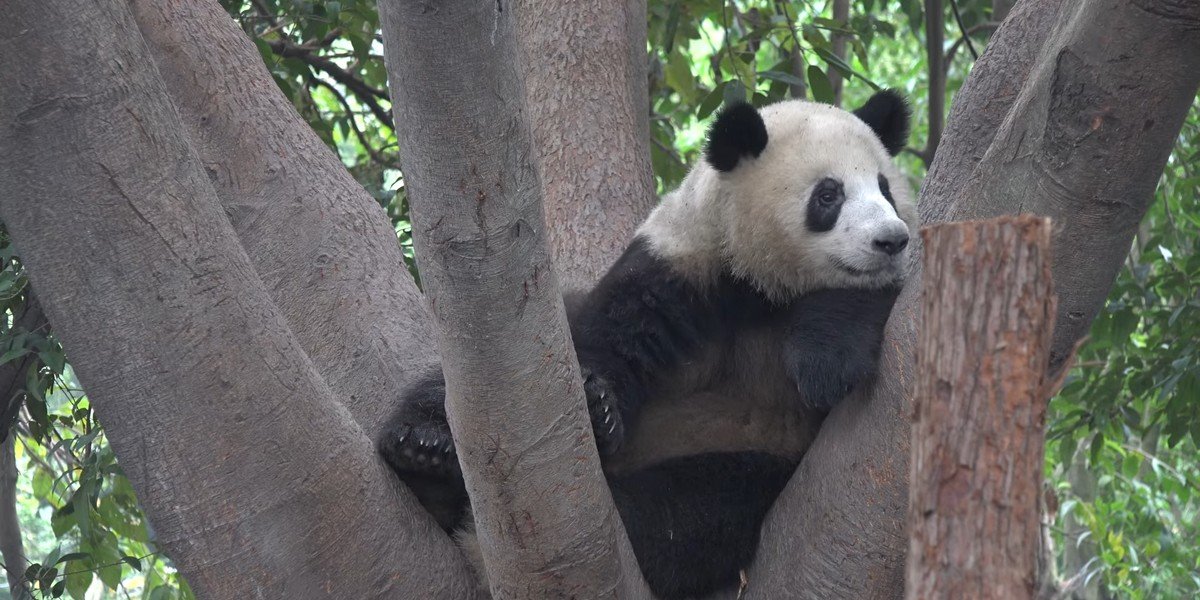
638,100,917,301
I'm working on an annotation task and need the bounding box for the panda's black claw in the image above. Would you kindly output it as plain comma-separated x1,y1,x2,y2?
583,369,626,457
379,420,460,477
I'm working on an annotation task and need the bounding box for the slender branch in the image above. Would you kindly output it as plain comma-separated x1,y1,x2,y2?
311,77,400,169
945,22,1000,69
948,0,979,59
264,38,394,129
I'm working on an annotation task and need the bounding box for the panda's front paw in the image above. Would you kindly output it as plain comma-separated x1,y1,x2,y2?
583,370,625,457
378,420,460,478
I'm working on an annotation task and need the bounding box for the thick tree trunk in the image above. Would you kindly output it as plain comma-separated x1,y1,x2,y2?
516,0,657,287
923,0,946,163
378,1,648,597
907,216,1056,599
746,1,1199,598
0,2,475,598
126,0,438,436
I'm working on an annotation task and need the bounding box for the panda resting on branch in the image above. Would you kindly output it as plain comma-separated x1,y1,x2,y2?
378,90,916,599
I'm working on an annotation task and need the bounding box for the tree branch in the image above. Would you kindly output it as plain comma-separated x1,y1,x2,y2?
311,77,401,169
0,1,474,597
1,436,29,599
515,0,657,288
922,0,947,166
264,38,395,129
128,0,438,437
379,0,649,597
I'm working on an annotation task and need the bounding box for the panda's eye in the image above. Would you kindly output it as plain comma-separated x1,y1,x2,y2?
818,190,839,206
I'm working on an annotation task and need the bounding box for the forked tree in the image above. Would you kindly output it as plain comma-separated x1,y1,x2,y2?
0,0,1197,598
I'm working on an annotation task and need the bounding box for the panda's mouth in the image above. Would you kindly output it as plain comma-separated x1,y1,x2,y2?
832,257,885,276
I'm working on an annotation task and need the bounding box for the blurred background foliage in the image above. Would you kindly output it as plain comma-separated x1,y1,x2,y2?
1,0,1196,598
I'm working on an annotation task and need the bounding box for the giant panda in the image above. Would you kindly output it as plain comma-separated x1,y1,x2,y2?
378,90,916,599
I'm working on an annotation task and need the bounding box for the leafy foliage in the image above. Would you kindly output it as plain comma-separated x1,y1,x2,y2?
1046,98,1200,598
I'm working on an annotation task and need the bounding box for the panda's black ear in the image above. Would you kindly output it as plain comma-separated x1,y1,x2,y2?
705,102,768,172
852,90,910,156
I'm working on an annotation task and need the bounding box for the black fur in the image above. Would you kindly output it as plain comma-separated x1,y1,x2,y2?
805,177,846,233
784,286,901,411
704,102,769,172
610,452,795,599
852,90,911,156
878,173,895,208
377,234,900,599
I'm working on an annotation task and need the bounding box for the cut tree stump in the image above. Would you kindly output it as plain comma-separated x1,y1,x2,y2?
907,215,1057,599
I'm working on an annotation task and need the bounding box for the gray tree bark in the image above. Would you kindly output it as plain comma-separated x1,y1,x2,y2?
126,0,438,436
378,0,649,597
516,0,657,287
829,0,850,107
745,0,1199,598
907,216,1056,600
0,1,476,598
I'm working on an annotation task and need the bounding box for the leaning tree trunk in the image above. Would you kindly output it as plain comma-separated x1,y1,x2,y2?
745,1,1200,598
378,0,650,597
0,1,476,598
126,0,438,436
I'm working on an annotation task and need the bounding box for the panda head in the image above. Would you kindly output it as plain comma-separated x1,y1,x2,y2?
704,91,916,300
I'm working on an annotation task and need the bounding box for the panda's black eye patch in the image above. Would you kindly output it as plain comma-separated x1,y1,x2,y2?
806,178,845,233
878,173,895,208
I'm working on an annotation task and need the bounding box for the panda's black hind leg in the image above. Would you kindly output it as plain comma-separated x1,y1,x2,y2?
608,452,796,600
377,370,469,531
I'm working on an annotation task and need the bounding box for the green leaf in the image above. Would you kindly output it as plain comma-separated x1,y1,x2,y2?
0,346,28,365
722,79,747,105
120,555,143,571
65,569,91,600
697,83,727,120
760,70,806,87
807,66,835,104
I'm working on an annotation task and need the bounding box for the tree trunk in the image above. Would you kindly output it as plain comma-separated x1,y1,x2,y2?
0,1,475,598
0,297,43,600
378,1,648,597
1,436,27,599
516,0,657,288
126,0,438,436
923,0,946,163
907,216,1056,599
746,1,1199,598
829,0,850,107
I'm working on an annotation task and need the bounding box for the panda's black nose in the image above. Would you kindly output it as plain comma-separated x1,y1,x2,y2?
873,232,909,256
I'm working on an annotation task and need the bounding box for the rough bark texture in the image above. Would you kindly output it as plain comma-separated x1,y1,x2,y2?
379,1,648,597
907,216,1056,600
1,436,27,598
746,1,1199,597
127,0,438,436
516,0,657,288
0,1,477,598
945,0,1200,371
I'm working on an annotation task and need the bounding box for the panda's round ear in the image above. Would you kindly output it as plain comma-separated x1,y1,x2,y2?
852,90,911,156
704,102,768,172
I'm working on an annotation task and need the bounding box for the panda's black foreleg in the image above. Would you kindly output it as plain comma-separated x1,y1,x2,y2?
783,285,901,411
376,369,469,531
608,452,796,600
